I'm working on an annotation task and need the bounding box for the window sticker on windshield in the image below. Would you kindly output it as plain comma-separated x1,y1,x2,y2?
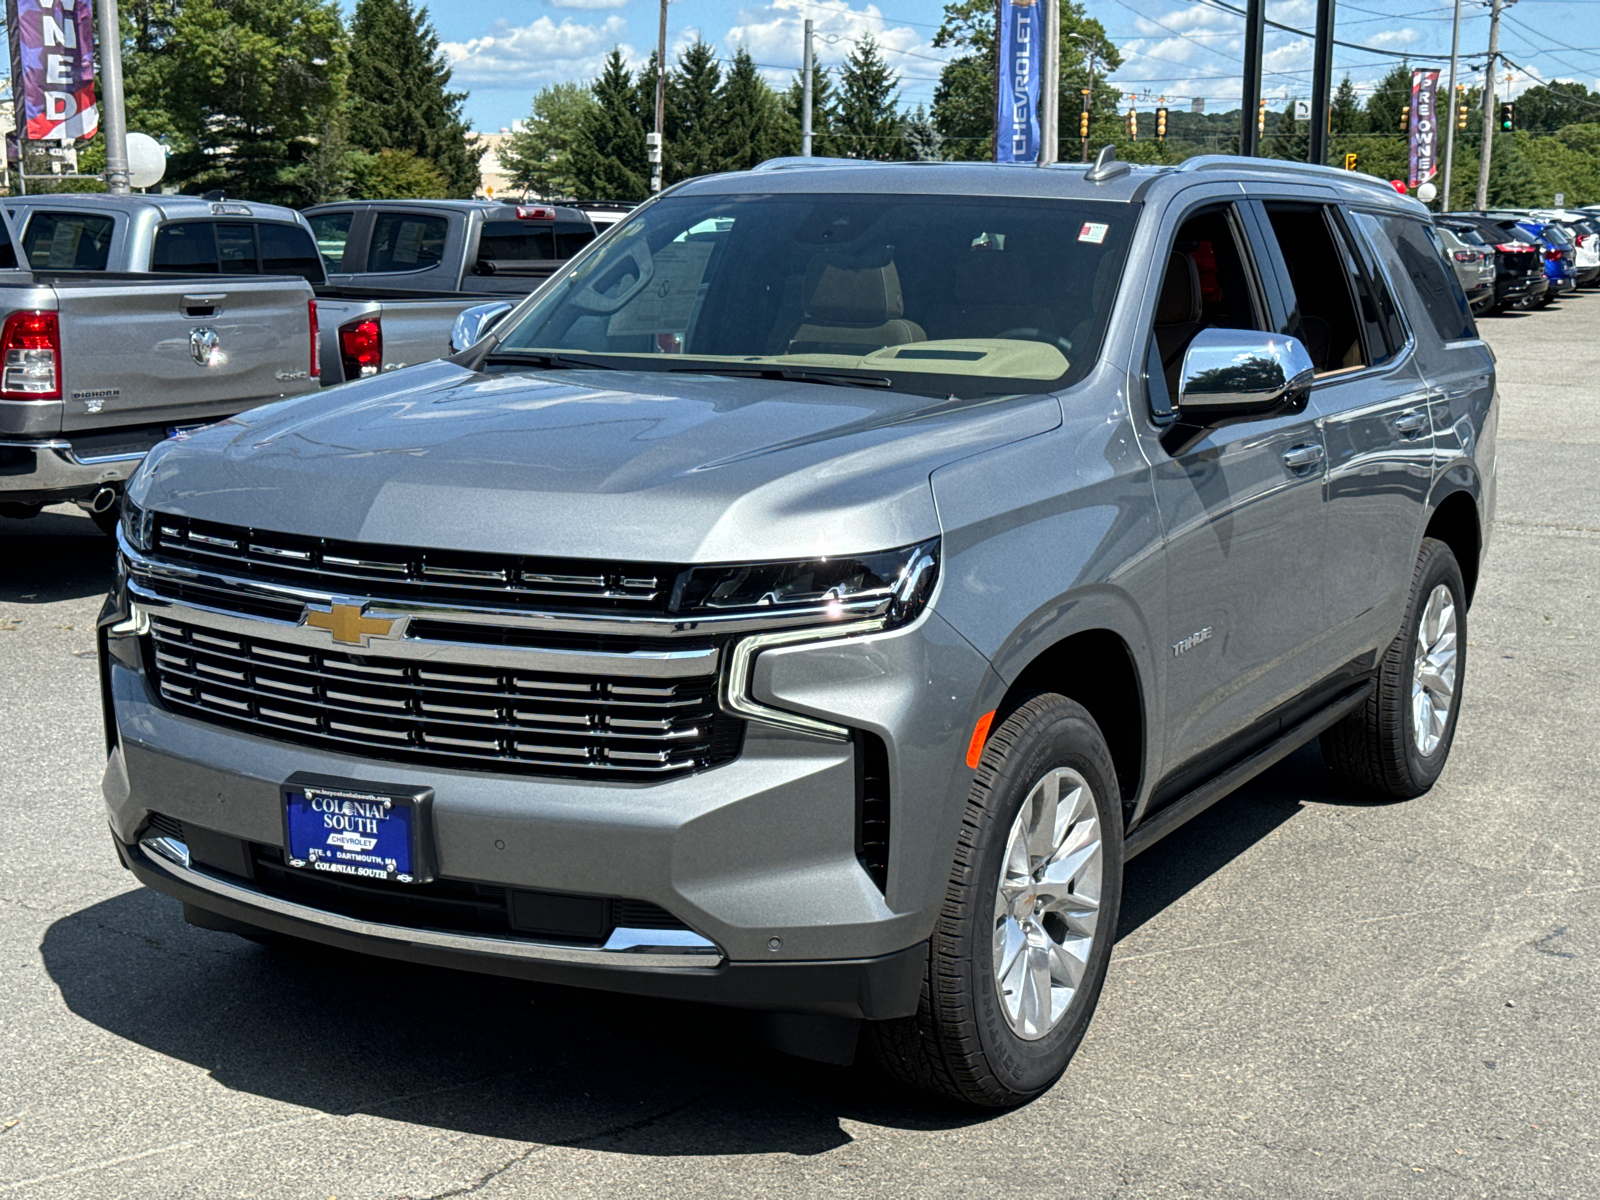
605,240,715,336
1078,222,1109,244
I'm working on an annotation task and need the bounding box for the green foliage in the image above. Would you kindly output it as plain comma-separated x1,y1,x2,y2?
1365,62,1415,139
835,34,907,160
569,49,649,201
1510,81,1600,135
347,0,481,197
1331,76,1366,136
903,104,942,161
929,0,1121,162
667,40,725,181
351,147,450,198
718,48,798,170
781,65,839,157
500,83,596,198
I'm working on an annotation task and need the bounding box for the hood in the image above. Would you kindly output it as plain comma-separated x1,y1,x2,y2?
132,361,1061,562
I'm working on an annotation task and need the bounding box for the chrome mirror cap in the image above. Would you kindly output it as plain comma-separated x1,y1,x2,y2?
1176,328,1316,415
450,302,515,355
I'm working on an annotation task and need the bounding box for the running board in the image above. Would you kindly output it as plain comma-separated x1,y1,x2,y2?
1124,682,1374,859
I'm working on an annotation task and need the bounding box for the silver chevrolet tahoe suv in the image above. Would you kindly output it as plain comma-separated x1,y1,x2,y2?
99,153,1496,1107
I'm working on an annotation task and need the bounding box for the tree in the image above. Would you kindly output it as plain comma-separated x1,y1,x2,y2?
500,83,596,198
782,64,839,157
160,0,349,203
353,148,450,198
903,103,943,161
1331,75,1366,135
1267,99,1309,163
347,0,481,197
718,48,796,170
1365,62,1414,139
835,34,907,159
1512,81,1600,135
569,49,649,201
667,39,725,181
930,0,1121,162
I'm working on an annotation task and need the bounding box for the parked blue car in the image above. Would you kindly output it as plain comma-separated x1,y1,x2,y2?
1501,217,1578,300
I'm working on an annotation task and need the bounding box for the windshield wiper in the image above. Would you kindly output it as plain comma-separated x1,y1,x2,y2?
484,350,625,371
666,365,893,389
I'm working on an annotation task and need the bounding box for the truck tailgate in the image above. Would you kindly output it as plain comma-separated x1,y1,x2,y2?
44,273,318,431
314,290,500,384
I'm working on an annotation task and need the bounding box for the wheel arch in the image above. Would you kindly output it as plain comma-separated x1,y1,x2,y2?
1424,487,1483,607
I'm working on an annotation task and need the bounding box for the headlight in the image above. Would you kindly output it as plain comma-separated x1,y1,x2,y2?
119,497,153,552
669,538,939,629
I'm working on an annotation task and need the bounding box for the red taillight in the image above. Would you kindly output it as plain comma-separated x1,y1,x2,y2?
1494,243,1533,253
1452,250,1472,262
338,318,382,379
1545,248,1561,260
515,205,557,221
308,299,320,379
0,310,61,400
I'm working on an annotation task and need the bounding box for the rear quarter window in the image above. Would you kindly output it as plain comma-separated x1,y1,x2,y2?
20,212,115,270
368,213,448,273
1371,214,1475,343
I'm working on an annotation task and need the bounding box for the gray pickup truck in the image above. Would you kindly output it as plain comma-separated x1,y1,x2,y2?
100,153,1495,1107
0,206,320,525
6,195,596,386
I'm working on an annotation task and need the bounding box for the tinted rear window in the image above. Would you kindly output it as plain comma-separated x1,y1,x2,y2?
20,212,115,270
259,222,326,284
152,223,219,273
479,220,556,262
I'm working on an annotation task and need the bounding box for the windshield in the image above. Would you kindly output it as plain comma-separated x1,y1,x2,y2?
492,192,1136,398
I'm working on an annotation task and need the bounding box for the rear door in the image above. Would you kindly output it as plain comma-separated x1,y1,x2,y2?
54,276,318,430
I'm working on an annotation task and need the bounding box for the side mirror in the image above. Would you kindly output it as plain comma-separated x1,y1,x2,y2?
1161,329,1315,455
450,302,514,354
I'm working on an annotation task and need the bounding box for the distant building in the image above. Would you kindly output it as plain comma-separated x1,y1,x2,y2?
474,123,524,200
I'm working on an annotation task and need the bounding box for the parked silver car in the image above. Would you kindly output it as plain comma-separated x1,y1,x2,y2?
1437,223,1497,313
101,153,1495,1106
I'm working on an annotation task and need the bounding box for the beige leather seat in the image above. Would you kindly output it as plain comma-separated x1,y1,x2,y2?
787,257,926,356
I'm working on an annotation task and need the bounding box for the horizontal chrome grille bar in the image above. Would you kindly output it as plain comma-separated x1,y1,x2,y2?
145,617,738,780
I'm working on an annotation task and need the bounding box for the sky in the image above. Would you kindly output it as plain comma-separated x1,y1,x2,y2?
424,0,1600,133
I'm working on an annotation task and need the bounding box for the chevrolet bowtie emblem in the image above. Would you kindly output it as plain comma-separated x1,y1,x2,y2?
300,600,405,647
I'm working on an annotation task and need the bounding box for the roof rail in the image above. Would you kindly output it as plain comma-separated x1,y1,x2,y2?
1175,154,1407,197
751,156,881,171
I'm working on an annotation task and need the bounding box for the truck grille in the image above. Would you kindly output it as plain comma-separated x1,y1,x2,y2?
151,514,675,613
147,616,741,780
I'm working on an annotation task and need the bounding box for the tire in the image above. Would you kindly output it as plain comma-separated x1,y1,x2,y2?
868,693,1123,1108
1321,537,1467,799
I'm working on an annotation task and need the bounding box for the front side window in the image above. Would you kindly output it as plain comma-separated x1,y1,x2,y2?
368,213,448,273
20,212,115,270
493,192,1137,399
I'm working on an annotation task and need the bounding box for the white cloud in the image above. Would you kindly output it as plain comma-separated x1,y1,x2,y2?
442,15,632,92
549,0,628,9
1364,27,1420,49
725,0,949,94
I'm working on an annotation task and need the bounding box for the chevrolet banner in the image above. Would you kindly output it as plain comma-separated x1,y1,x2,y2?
995,0,1042,163
1408,68,1440,189
7,0,100,142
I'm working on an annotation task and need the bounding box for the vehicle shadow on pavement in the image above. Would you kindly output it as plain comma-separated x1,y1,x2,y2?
0,508,115,604
39,752,1345,1149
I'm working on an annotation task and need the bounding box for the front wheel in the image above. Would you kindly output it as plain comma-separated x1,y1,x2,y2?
1322,537,1466,799
869,693,1123,1107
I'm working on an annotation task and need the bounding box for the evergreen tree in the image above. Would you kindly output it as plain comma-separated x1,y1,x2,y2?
667,39,725,181
1365,63,1414,139
501,83,597,198
1512,81,1600,135
1268,99,1309,163
835,34,907,160
1487,132,1543,206
903,103,943,161
347,0,481,197
782,64,839,157
930,0,1121,163
1331,75,1366,135
569,49,649,201
160,0,348,203
718,48,795,170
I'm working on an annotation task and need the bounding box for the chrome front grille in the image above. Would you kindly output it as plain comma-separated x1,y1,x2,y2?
147,617,741,780
152,515,671,612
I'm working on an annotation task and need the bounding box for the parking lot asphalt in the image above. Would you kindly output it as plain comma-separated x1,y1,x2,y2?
2,296,1596,1199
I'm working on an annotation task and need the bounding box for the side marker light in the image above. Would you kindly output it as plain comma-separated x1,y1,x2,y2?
965,710,997,769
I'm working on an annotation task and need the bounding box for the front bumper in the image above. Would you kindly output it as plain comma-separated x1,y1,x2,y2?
100,575,999,1014
0,438,145,503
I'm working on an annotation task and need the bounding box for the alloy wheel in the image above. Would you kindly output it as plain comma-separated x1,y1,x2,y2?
1411,582,1458,757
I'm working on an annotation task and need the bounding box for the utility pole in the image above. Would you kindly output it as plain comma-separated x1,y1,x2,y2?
650,0,667,193
1307,0,1335,166
1440,0,1463,209
1240,0,1265,156
97,0,131,194
1475,0,1502,211
1039,0,1060,164
801,19,814,156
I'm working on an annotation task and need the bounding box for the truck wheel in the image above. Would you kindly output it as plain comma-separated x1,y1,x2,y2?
869,693,1122,1107
1322,537,1467,799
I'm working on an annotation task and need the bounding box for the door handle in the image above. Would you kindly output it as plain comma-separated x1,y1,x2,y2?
182,293,226,318
1394,410,1428,436
1281,444,1325,470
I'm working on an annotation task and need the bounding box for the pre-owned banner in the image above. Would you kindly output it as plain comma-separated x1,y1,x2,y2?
1408,68,1440,189
995,0,1042,163
7,0,99,142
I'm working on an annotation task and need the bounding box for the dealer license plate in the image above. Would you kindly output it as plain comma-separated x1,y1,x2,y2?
282,775,434,884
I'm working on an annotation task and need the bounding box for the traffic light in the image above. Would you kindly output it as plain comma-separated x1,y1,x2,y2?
1079,88,1090,139
1457,84,1467,130
1155,106,1168,140
1344,152,1358,171
1498,101,1515,131
1400,103,1410,133
1258,99,1267,135
1126,107,1138,140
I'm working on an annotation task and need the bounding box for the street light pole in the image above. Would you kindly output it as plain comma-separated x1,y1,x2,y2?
801,19,814,157
651,0,667,193
96,0,131,194
1039,0,1060,164
1240,0,1265,156
1440,0,1463,209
